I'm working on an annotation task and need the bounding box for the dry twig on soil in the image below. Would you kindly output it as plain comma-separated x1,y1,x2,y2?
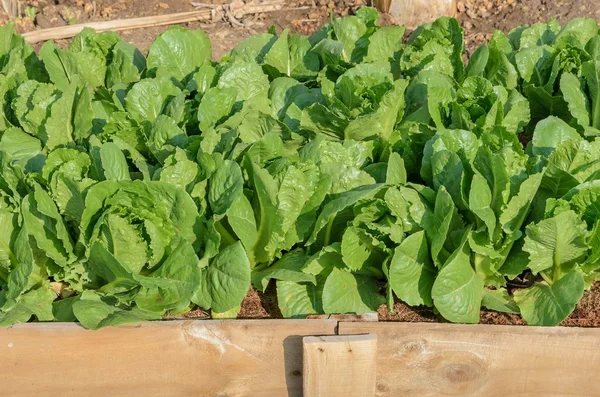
22,0,284,43
1,0,19,18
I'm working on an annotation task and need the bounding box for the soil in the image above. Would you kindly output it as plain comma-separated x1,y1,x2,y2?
219,281,600,327
3,0,363,59
3,0,598,58
1,0,599,326
238,282,283,318
457,0,600,55
380,281,600,327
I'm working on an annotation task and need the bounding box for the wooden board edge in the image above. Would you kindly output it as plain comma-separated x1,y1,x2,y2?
1,317,338,330
337,321,600,336
304,334,378,344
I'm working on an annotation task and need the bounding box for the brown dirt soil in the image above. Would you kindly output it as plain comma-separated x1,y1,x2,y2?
561,282,600,327
182,282,600,326
377,300,438,322
237,286,271,318
457,0,600,55
4,0,597,58
377,282,600,327
2,0,598,57
3,0,362,59
231,282,600,326
238,284,283,318
1,0,599,325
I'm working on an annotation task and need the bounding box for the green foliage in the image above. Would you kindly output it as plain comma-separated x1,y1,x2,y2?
0,11,599,328
24,7,37,21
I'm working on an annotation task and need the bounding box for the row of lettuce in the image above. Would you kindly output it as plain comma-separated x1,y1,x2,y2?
0,8,599,328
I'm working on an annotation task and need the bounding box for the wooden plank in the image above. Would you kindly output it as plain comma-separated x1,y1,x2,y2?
303,334,377,397
4,319,600,396
339,322,600,397
306,313,379,322
22,10,213,43
21,0,285,44
0,319,337,397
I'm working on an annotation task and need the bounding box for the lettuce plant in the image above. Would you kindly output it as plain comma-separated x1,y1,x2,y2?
0,10,599,328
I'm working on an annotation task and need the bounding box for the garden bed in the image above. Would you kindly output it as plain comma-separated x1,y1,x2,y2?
2,1,600,330
1,2,600,395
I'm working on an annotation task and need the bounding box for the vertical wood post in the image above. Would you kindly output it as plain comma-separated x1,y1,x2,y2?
373,0,457,29
303,334,377,397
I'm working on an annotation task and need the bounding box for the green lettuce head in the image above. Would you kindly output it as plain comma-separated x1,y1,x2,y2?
73,180,202,328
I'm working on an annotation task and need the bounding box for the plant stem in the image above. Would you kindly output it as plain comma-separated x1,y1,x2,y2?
0,267,7,283
540,271,553,285
387,282,394,313
214,220,236,247
323,216,335,246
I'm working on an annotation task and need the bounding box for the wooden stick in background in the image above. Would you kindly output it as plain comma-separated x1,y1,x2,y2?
373,0,457,29
22,0,285,44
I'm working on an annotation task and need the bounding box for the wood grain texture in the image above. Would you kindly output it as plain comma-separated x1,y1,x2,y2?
21,0,285,43
303,334,377,397
339,322,600,397
22,10,214,43
3,320,600,397
0,319,337,397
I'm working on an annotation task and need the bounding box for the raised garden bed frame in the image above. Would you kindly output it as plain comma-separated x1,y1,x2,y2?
1,319,599,396
3,2,600,396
